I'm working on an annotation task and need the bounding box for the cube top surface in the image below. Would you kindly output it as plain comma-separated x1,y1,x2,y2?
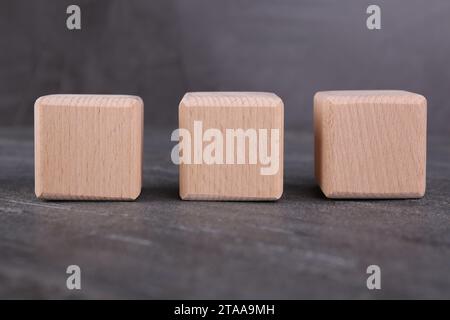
180,92,283,108
35,94,143,200
36,94,143,109
314,90,427,199
315,90,426,105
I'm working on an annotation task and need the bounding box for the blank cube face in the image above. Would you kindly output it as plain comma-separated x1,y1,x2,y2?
314,90,427,199
178,92,284,201
35,95,143,200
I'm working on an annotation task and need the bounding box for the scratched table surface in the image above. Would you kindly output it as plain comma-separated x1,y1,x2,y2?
0,126,449,299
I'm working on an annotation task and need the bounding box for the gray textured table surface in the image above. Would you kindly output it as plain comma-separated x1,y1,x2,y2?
0,126,449,299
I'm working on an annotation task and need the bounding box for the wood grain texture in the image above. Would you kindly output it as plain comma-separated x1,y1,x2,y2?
35,94,143,200
179,92,284,201
314,90,427,199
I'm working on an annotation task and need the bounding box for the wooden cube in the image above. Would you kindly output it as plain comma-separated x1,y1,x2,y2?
314,90,427,199
35,94,143,200
178,92,284,200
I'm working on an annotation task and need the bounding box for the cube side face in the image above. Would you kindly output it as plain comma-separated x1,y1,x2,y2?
314,93,333,196
179,93,284,201
35,95,143,200
35,98,45,198
318,92,426,198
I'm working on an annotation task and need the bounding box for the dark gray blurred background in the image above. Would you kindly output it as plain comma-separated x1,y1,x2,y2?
1,0,449,134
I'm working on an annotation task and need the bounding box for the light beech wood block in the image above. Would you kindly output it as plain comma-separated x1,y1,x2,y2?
35,94,143,200
314,90,427,199
178,92,284,201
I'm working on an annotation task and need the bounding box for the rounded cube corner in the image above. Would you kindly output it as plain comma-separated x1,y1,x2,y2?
178,98,188,112
273,96,284,111
313,91,329,104
179,189,189,200
317,181,336,199
271,188,283,201
34,96,48,113
130,96,144,109
129,187,142,201
413,93,427,108
313,91,323,100
34,188,44,200
414,183,426,199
